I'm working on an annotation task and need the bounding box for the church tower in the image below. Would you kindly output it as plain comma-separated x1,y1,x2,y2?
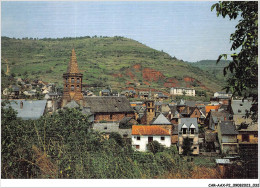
62,49,83,107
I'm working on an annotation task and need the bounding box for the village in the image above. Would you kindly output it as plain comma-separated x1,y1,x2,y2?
2,49,258,178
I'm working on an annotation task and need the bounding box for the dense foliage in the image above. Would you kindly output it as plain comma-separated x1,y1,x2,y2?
2,104,225,179
211,1,258,121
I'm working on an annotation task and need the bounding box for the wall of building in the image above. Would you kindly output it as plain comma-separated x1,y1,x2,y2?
221,135,237,143
237,133,258,144
94,112,135,122
170,88,195,96
178,134,199,155
132,135,171,151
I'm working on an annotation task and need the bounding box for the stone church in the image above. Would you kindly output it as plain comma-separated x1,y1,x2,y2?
62,49,135,122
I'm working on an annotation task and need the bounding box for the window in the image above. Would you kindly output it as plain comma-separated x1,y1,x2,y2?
71,78,74,83
240,104,243,106
193,147,197,150
148,109,150,112
135,145,140,149
148,103,150,107
71,85,74,91
182,128,187,134
137,136,140,140
65,85,68,88
66,78,68,83
104,127,107,130
161,136,165,141
238,109,241,113
77,78,80,83
242,134,249,142
77,85,80,89
254,134,258,137
110,114,112,120
148,136,153,143
190,128,195,134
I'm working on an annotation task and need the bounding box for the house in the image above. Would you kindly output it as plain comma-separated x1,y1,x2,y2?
6,100,47,120
131,125,171,151
100,89,111,96
23,90,37,96
207,110,232,131
237,123,258,145
205,104,221,116
121,90,136,98
178,118,199,155
153,92,168,100
231,99,254,127
83,96,135,122
170,87,195,96
139,91,149,99
214,91,232,98
210,96,231,106
237,122,258,178
217,121,239,155
10,85,21,99
44,92,62,100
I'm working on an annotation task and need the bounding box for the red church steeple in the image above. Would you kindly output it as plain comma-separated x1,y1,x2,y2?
62,49,83,106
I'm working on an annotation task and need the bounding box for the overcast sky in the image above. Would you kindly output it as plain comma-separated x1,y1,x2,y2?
1,1,238,62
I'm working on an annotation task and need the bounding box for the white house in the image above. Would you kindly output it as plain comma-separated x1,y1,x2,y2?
170,87,195,96
214,91,232,98
132,125,171,151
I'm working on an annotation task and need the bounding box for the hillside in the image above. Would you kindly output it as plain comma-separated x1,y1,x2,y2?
1,36,224,93
188,60,231,83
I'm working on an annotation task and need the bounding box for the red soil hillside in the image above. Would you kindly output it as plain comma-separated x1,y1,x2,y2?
142,68,165,82
133,64,141,71
164,77,179,88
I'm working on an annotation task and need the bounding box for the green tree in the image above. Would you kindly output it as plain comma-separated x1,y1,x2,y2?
109,132,124,147
211,1,258,121
147,140,165,154
182,137,192,156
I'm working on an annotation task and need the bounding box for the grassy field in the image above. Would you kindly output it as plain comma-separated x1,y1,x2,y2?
1,36,224,93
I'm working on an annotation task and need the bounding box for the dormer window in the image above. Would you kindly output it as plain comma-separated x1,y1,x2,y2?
190,124,196,134
182,124,188,134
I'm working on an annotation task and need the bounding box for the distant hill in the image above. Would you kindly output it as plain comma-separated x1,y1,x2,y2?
188,60,231,82
1,36,224,93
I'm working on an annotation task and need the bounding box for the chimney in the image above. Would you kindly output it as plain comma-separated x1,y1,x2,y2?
20,101,23,109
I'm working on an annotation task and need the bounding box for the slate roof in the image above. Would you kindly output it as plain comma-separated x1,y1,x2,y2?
132,125,170,136
231,100,253,115
7,100,47,120
185,101,196,107
151,113,172,125
64,100,80,108
169,105,178,115
84,96,134,113
211,111,230,124
102,89,110,93
219,121,238,135
178,118,198,131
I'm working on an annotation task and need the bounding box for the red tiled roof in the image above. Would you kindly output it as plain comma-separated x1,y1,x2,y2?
205,105,220,113
132,125,170,136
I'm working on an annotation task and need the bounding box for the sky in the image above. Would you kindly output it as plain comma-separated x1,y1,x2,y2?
1,1,239,62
